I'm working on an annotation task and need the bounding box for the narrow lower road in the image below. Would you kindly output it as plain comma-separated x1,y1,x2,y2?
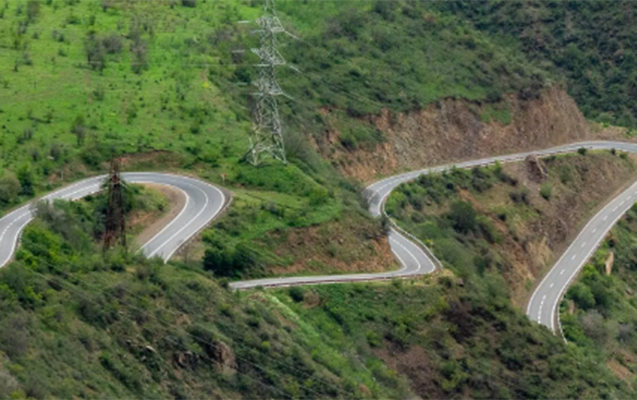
0,173,227,267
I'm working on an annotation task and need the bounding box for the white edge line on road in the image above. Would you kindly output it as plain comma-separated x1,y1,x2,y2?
137,183,191,254
163,183,225,261
146,181,209,259
550,186,637,339
526,172,637,328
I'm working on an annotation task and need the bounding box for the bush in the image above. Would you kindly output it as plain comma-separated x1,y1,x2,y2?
577,147,588,156
181,0,196,6
540,183,553,200
289,286,305,302
101,34,122,54
448,201,477,234
0,172,21,205
568,282,595,310
26,0,40,22
509,188,530,205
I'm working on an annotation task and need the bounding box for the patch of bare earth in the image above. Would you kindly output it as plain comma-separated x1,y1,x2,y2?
607,358,633,382
263,217,397,276
134,183,186,248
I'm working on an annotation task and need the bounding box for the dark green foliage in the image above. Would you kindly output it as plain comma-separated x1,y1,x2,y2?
202,241,260,278
288,286,305,302
26,0,39,22
0,172,21,205
276,281,630,399
435,1,637,128
448,201,477,234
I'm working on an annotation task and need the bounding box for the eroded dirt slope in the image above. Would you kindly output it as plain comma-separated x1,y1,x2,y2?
315,86,628,181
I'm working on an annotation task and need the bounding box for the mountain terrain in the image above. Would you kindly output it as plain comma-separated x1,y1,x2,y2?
1,0,637,398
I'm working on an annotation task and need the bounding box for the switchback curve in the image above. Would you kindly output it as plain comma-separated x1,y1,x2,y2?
232,141,637,336
0,172,228,267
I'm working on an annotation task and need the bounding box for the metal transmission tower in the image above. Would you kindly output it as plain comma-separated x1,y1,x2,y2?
103,158,127,252
246,0,291,166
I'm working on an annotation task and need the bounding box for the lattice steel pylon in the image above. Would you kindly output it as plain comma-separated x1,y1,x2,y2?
246,0,290,166
103,158,127,252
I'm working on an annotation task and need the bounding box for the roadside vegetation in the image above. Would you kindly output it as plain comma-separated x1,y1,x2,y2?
0,196,407,398
561,204,637,388
386,150,637,306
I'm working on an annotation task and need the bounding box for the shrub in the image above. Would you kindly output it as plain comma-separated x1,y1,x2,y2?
0,173,21,205
288,286,305,302
567,282,595,310
26,0,40,22
182,0,196,7
101,34,122,54
540,183,553,200
448,201,477,234
509,188,530,205
577,147,588,156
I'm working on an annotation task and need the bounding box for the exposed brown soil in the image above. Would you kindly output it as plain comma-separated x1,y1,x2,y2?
312,86,634,182
374,344,441,398
607,358,633,382
134,183,186,248
263,217,396,276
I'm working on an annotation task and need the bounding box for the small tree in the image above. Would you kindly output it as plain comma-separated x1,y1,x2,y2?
448,201,477,234
85,35,106,72
540,183,553,200
71,114,87,146
26,0,40,22
0,172,21,205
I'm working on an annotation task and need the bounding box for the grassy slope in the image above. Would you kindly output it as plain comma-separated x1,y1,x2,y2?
560,205,637,389
0,0,549,183
0,196,409,399
0,0,555,280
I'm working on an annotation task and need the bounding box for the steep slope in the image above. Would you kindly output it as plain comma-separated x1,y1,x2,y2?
0,198,632,399
435,1,637,130
316,86,593,181
386,151,637,307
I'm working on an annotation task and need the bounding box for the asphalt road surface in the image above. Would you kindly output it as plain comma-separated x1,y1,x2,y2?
0,172,227,267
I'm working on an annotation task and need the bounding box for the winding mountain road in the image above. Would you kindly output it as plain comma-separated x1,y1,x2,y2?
1,141,637,336
231,140,637,337
0,173,228,267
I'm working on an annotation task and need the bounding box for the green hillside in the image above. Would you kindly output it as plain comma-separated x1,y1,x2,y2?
0,195,630,398
435,1,637,129
1,0,637,398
